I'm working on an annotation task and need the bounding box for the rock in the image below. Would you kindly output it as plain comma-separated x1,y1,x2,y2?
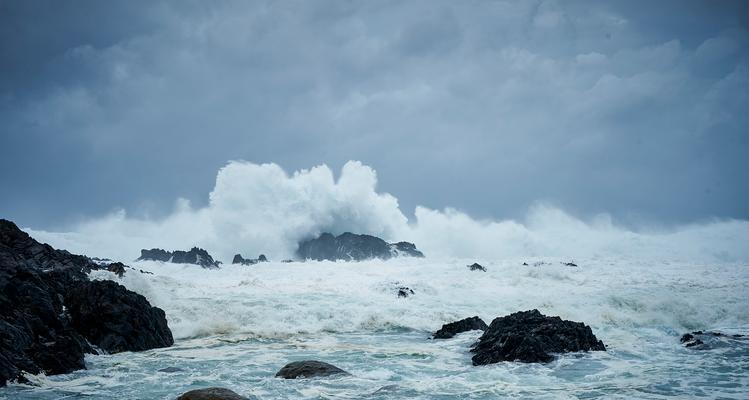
0,219,173,386
176,387,248,400
275,360,349,379
471,309,606,365
467,263,487,272
562,262,578,267
296,232,424,261
65,279,174,353
433,316,488,339
396,286,414,298
680,330,747,350
232,254,268,266
106,262,127,277
158,366,184,373
389,242,425,258
138,247,220,268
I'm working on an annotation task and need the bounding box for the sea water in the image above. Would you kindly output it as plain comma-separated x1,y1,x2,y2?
2,257,748,399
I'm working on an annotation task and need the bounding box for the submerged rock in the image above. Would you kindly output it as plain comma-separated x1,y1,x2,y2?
0,219,173,386
467,263,487,272
232,253,269,266
681,331,746,350
138,247,220,268
296,232,424,261
176,387,248,400
471,309,605,365
275,360,349,379
433,316,488,339
396,286,414,298
158,366,184,373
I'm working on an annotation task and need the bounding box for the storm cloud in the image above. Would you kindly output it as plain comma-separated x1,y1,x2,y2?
1,0,748,229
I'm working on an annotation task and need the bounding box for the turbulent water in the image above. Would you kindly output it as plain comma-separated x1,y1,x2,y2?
2,257,748,399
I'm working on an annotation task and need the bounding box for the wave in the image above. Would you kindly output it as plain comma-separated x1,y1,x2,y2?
26,160,749,263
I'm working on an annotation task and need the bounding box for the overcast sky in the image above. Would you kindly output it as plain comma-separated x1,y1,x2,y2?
1,0,748,230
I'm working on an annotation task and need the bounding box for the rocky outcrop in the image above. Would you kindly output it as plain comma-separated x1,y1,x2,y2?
232,254,268,266
65,280,173,353
396,286,414,298
433,316,488,339
275,360,349,379
471,310,605,365
137,247,220,268
0,219,173,386
177,387,249,400
467,263,487,272
296,232,424,261
681,331,746,349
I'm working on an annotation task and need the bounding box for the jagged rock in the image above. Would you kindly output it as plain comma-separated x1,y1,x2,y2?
0,219,173,386
471,309,606,365
433,316,488,339
467,263,487,272
275,360,349,379
396,286,414,298
106,262,127,277
562,262,578,267
680,330,746,350
65,280,173,353
232,254,268,266
296,232,424,261
390,242,424,258
176,387,248,400
138,247,220,268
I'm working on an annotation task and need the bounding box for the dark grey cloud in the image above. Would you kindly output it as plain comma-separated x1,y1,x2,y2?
1,0,748,229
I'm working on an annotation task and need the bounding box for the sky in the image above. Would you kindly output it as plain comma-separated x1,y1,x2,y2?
1,0,748,231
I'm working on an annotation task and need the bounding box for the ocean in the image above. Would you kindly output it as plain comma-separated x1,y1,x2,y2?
3,257,747,399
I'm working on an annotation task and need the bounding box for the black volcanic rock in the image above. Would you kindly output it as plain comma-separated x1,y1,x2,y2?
65,280,173,353
0,219,173,386
296,232,424,261
433,316,488,339
232,253,269,266
177,387,249,400
138,247,220,268
467,263,487,272
471,310,605,365
275,360,349,379
680,330,746,350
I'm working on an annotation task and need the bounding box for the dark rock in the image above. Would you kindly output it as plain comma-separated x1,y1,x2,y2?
471,309,606,365
137,248,172,262
522,262,528,266
158,366,184,373
275,360,349,379
433,316,488,339
390,242,425,258
138,247,220,268
680,330,747,350
396,286,414,298
281,259,294,263
232,254,269,266
0,219,173,386
106,262,127,277
562,262,578,267
176,387,248,400
296,232,424,261
65,279,173,353
467,263,487,272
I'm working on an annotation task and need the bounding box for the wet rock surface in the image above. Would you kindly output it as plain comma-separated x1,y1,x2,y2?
232,254,268,265
467,263,487,272
471,309,606,365
176,387,249,400
0,219,173,386
296,232,424,261
138,247,221,268
681,331,747,350
433,316,488,339
275,360,349,379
